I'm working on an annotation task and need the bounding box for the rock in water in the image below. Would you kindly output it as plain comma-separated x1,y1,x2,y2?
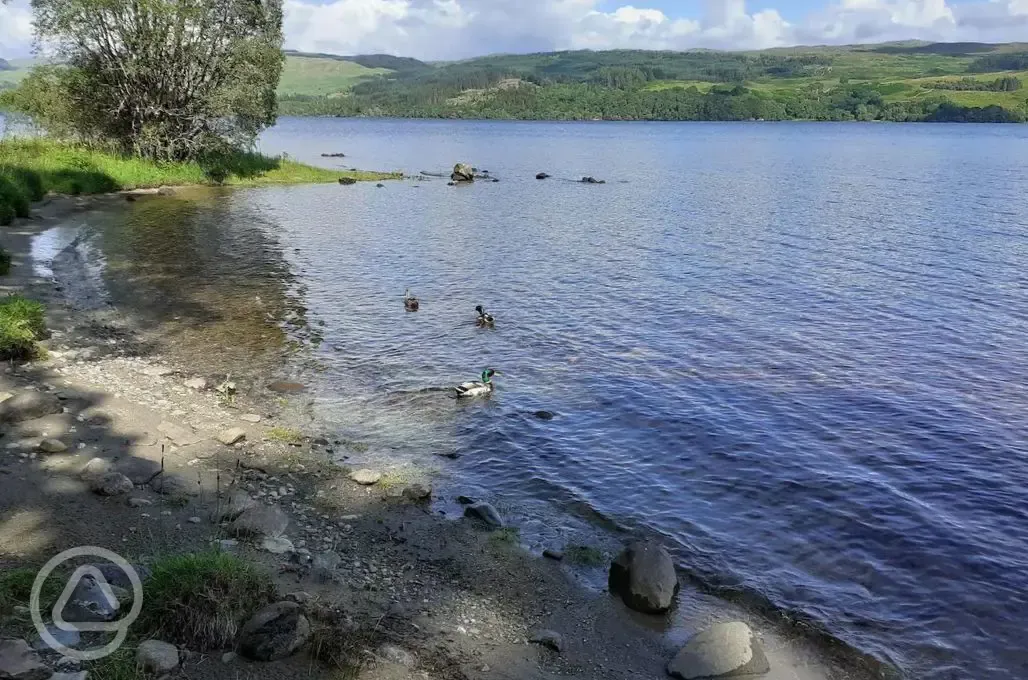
608,541,679,614
350,469,382,486
667,622,770,680
451,163,475,183
238,602,311,661
529,629,563,652
136,640,180,674
464,502,504,528
535,172,551,180
0,639,49,680
267,381,306,394
232,506,289,538
0,392,61,423
402,484,432,502
581,176,606,184
217,427,246,446
543,549,564,561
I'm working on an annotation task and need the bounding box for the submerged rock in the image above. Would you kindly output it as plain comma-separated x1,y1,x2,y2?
580,176,606,184
608,541,679,614
543,549,564,561
238,602,311,662
536,172,551,180
533,410,556,421
136,640,180,675
667,622,769,680
267,381,305,394
464,502,504,528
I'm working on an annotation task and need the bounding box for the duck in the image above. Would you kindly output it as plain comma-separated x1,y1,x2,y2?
454,369,500,398
404,288,419,312
475,305,495,327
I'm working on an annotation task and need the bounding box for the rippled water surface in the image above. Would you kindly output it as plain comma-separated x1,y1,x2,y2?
75,119,1028,679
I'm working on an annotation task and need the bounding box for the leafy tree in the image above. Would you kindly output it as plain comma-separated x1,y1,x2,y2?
25,0,284,160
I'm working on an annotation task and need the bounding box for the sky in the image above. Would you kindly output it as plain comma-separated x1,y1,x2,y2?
2,0,1027,61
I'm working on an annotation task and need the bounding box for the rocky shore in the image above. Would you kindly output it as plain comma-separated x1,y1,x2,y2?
0,192,883,680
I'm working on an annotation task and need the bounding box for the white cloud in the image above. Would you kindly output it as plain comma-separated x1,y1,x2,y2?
0,0,33,57
2,0,1028,61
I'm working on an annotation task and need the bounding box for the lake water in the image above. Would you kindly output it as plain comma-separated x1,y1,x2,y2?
58,119,1028,679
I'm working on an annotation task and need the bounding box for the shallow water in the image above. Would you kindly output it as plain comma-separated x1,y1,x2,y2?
62,119,1028,679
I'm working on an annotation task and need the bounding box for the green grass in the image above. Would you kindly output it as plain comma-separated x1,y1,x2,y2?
266,426,304,445
564,544,607,567
0,139,400,226
487,526,521,549
85,647,141,680
0,295,47,359
278,56,390,96
137,551,275,651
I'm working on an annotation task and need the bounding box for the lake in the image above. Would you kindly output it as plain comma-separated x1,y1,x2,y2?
56,118,1028,679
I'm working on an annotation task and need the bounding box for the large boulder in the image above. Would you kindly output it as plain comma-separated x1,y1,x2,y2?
451,163,474,183
0,639,49,680
231,506,289,538
666,622,770,680
238,602,311,661
0,391,62,423
464,502,504,528
608,541,679,614
90,472,134,497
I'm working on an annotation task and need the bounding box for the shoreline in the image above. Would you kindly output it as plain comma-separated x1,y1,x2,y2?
0,193,893,680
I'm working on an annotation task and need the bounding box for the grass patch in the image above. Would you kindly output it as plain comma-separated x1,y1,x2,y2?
0,565,65,636
84,647,140,680
308,619,379,679
0,567,41,616
0,295,47,359
137,551,275,651
266,426,304,445
0,139,401,226
487,526,521,550
564,544,607,567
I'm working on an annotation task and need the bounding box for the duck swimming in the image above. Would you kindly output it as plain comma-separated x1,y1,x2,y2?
475,305,495,327
404,289,420,312
455,369,500,398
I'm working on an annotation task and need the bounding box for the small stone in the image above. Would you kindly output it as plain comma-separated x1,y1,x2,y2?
667,622,770,680
377,644,415,667
402,484,432,501
136,640,179,674
38,439,68,453
240,414,262,423
90,472,134,496
312,551,341,572
215,539,239,550
221,652,237,664
157,421,202,446
80,458,111,481
183,377,208,391
529,629,563,652
142,366,176,378
32,624,81,650
217,427,246,446
127,497,153,508
261,536,294,554
232,506,289,538
350,469,382,485
54,657,79,671
464,502,504,528
238,602,311,661
543,549,564,561
187,517,201,524
148,474,198,497
284,591,313,605
211,489,257,522
49,673,87,680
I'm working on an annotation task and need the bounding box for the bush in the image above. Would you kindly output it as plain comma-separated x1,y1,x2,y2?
138,552,275,651
0,295,47,359
0,248,12,276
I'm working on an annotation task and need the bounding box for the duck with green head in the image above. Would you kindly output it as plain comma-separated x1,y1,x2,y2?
455,369,500,398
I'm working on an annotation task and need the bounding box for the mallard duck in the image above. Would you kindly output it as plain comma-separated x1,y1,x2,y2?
404,289,419,312
455,369,500,398
475,305,495,327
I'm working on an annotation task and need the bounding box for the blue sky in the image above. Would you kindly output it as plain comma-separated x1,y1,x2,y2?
3,0,1028,61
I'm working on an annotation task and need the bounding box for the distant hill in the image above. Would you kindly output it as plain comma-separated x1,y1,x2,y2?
277,42,1028,123
283,50,429,73
0,59,12,71
277,55,391,96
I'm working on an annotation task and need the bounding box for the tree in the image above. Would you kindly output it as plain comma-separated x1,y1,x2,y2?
27,0,283,160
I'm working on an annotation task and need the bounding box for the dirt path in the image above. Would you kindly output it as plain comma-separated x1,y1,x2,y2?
0,193,884,680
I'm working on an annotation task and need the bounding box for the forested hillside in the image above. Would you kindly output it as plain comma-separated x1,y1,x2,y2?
278,42,1028,123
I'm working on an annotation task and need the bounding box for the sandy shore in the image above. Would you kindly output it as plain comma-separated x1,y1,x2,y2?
0,192,887,680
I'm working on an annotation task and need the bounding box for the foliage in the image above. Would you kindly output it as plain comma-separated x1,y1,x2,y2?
564,544,607,566
266,426,304,444
137,551,275,651
931,76,1022,91
0,296,47,359
968,52,1028,73
27,0,285,160
0,139,397,226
